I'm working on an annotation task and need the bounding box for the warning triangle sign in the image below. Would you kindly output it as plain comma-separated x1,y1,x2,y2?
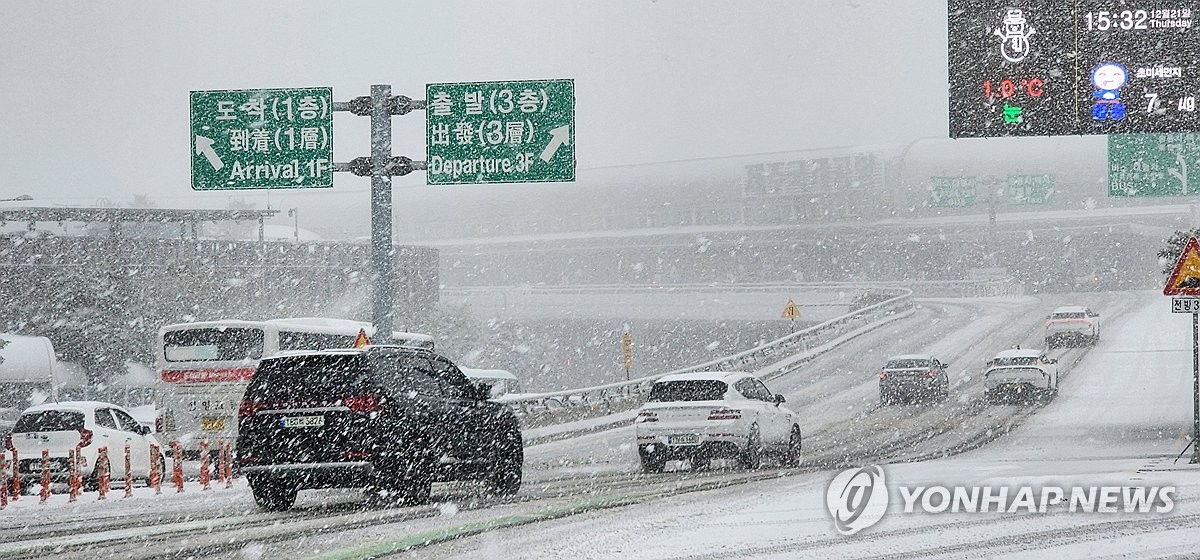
782,298,801,319
353,328,371,348
1164,237,1200,295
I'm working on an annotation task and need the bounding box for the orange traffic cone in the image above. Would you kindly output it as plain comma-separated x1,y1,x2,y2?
11,449,20,501
223,441,233,489
199,440,211,491
1,452,9,508
171,442,184,493
149,444,162,495
97,446,110,500
38,449,50,504
68,448,80,503
123,444,133,498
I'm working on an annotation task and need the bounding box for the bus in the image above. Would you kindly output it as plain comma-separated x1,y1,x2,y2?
155,317,434,457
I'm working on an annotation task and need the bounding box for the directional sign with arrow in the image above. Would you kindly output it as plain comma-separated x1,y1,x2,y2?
426,79,575,185
189,87,334,191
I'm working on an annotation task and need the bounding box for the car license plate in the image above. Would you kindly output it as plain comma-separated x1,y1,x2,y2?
281,415,325,428
201,417,226,431
667,433,700,446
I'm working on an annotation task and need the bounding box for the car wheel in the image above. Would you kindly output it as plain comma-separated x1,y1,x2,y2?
740,426,763,470
640,452,667,474
784,426,803,467
485,426,523,496
251,477,298,512
374,456,435,506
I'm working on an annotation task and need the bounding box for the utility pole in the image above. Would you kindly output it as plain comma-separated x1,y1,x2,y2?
334,85,426,337
287,208,298,240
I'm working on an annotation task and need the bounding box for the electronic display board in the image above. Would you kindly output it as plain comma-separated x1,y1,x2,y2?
949,2,1200,137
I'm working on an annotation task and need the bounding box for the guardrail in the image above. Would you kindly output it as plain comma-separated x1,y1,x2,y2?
497,287,915,416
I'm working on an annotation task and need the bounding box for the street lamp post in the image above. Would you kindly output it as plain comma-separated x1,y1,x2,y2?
287,208,298,240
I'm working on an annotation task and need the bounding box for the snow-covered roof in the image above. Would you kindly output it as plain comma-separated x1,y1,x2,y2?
885,353,936,362
993,348,1042,358
21,400,125,414
1051,305,1089,313
0,334,56,383
655,371,748,383
461,368,518,381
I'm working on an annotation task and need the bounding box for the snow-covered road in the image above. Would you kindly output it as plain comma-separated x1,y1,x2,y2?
3,291,1183,559
416,293,1200,559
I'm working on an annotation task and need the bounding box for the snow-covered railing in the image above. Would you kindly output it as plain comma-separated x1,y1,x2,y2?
497,287,914,414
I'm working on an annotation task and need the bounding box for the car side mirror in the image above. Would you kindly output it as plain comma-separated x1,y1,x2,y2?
138,425,151,436
774,394,786,405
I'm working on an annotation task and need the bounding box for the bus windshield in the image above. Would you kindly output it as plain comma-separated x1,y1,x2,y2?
163,328,265,362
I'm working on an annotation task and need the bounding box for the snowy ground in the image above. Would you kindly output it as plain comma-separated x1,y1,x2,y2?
411,293,1200,559
5,292,1191,559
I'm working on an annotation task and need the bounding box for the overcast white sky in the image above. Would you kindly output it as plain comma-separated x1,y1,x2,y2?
0,1,948,209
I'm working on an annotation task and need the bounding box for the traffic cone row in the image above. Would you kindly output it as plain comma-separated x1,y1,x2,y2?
5,440,239,504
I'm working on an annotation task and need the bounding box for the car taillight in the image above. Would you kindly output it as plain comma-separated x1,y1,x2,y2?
238,400,263,419
77,428,93,448
879,372,888,379
635,411,658,423
708,408,742,420
343,394,382,413
926,370,938,378
3,432,13,451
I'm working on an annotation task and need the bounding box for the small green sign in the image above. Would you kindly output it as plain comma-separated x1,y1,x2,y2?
190,87,334,190
1109,133,1200,197
1007,174,1054,205
928,176,977,208
426,79,575,185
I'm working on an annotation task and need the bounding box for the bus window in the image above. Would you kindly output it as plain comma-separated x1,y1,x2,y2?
278,331,358,351
163,328,265,362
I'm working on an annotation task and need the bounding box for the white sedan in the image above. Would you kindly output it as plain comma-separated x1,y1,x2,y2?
4,401,163,489
983,348,1059,403
634,371,802,472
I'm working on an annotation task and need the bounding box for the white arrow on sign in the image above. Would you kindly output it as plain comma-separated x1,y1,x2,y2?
195,135,225,171
539,125,570,163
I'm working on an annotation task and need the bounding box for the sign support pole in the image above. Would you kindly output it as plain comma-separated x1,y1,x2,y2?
370,84,395,337
1193,312,1199,463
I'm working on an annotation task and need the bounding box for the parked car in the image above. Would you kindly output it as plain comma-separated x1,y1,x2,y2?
1044,306,1101,348
634,371,801,473
983,348,1058,403
4,401,162,490
878,354,950,404
236,346,524,511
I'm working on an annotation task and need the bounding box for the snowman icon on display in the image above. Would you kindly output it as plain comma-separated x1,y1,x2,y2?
1091,62,1128,121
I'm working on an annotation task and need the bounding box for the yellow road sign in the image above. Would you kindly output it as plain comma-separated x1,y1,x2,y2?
1165,237,1200,296
622,332,633,369
782,298,801,319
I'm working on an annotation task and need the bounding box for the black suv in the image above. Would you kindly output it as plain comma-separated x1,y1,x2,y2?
236,346,523,511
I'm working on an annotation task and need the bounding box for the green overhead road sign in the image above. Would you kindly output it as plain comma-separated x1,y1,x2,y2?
190,87,334,190
928,176,977,208
1109,133,1200,197
426,79,575,185
1007,174,1054,205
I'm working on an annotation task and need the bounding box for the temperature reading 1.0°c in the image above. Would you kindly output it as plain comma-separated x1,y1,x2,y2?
983,78,1045,99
